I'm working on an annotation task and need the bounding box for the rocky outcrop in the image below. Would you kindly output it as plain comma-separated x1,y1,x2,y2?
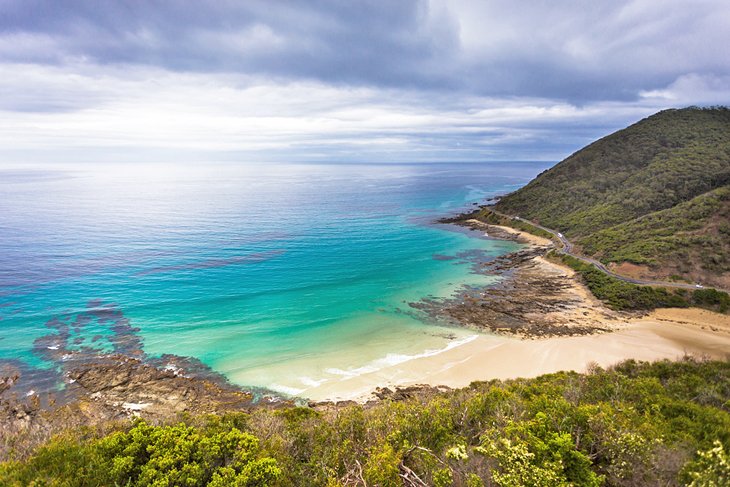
66,356,258,419
413,221,621,338
0,301,290,460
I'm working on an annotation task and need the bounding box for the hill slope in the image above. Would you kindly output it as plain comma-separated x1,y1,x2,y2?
495,107,730,287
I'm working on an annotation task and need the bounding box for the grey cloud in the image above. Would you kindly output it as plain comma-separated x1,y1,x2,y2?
1,1,458,89
2,1,727,103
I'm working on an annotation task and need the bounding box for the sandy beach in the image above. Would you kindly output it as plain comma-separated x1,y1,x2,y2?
465,218,554,246
304,308,730,402
301,219,730,403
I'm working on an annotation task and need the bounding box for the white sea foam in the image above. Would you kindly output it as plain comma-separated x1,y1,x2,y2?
270,383,305,396
299,376,329,387
47,345,59,350
163,364,182,376
324,335,479,379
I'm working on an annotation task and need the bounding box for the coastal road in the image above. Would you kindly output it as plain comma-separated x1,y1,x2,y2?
485,207,730,293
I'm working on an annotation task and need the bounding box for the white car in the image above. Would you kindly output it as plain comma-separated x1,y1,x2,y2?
695,284,703,288
557,233,563,238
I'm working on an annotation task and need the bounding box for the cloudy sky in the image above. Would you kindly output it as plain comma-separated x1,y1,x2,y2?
1,0,729,164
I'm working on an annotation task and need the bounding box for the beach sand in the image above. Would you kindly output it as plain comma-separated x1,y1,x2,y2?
290,216,730,403
304,308,730,402
465,219,554,247
489,224,554,246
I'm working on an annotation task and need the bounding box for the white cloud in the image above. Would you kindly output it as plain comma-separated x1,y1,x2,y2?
0,61,680,163
640,73,730,104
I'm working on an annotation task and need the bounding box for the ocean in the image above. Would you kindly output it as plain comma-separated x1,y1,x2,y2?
0,161,552,397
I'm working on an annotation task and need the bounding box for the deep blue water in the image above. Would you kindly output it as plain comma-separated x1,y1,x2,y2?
0,162,552,396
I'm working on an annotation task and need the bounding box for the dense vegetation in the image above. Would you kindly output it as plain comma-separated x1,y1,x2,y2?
579,186,730,276
495,107,730,286
2,359,729,486
549,252,730,313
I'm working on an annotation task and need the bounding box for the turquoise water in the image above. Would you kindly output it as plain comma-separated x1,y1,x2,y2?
0,162,551,396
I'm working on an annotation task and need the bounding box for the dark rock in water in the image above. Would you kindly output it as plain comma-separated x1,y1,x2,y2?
66,355,262,419
0,358,64,404
0,374,19,396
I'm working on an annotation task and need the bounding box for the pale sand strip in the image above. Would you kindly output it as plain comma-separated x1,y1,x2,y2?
649,307,730,336
489,224,554,246
304,309,730,402
465,219,554,247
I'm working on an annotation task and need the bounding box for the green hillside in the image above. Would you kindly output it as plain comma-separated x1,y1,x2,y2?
579,186,730,276
495,107,730,287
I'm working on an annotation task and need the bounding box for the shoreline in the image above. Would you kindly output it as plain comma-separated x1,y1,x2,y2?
306,214,730,403
306,308,730,403
417,217,624,339
4,208,730,417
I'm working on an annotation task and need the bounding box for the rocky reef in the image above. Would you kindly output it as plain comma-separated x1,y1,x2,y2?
0,301,286,459
414,219,621,338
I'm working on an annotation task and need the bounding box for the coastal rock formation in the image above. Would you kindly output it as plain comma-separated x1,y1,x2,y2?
0,302,289,458
0,355,289,459
415,221,621,338
66,356,257,419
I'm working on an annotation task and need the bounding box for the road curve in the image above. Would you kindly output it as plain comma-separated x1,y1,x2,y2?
485,207,730,294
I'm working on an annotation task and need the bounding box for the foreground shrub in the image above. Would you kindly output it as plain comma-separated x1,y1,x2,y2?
1,358,728,486
682,440,730,487
0,421,281,486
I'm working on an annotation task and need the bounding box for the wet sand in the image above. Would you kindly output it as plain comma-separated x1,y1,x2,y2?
304,308,730,402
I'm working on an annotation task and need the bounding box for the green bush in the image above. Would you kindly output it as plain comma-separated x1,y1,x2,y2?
693,288,730,313
0,421,281,487
550,251,730,313
2,359,729,486
681,441,730,486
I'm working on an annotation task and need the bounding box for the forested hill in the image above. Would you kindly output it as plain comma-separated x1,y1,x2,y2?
495,107,730,288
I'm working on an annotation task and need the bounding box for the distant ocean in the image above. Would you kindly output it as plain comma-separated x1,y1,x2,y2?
0,161,552,397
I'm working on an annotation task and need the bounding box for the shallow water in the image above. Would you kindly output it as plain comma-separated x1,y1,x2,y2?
0,161,552,396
